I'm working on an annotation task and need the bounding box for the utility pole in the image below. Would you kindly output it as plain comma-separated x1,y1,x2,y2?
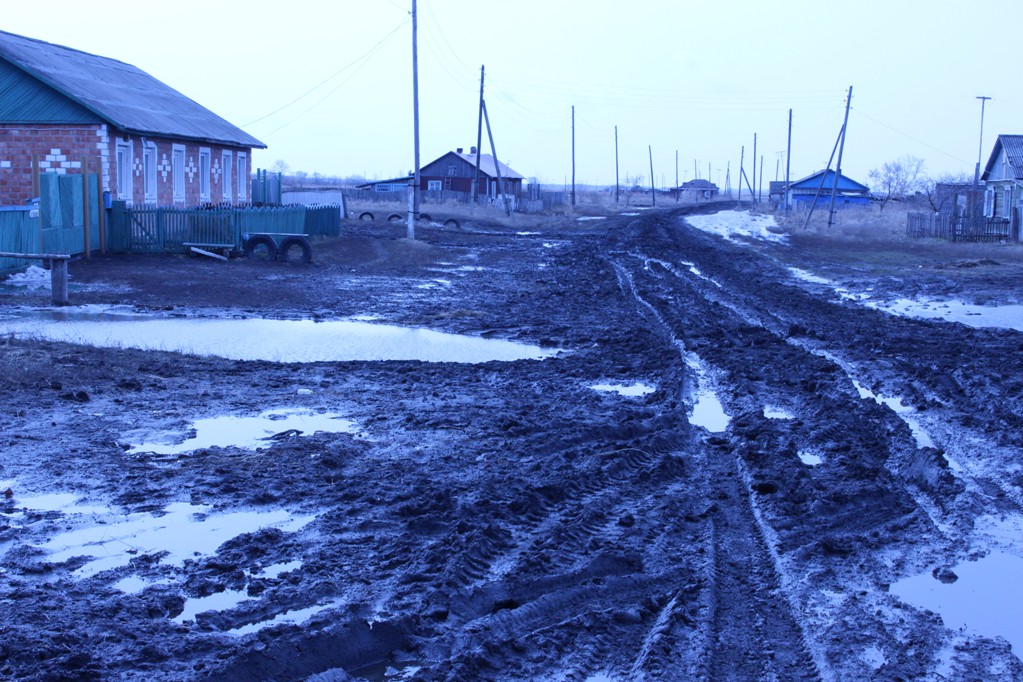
759,155,764,203
752,133,757,205
471,65,485,206
614,125,620,205
972,95,992,230
785,108,792,214
409,0,421,238
694,159,698,180
648,145,655,207
482,100,510,216
827,86,853,229
571,106,576,207
675,150,679,203
738,146,744,206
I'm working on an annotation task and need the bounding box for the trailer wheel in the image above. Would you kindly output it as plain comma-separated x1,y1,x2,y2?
278,236,313,264
443,218,461,230
358,211,375,221
244,235,278,261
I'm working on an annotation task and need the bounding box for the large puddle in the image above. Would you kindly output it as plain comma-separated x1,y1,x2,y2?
0,307,559,363
128,408,358,455
891,551,1023,653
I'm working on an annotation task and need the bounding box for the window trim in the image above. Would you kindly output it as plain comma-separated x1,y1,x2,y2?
984,187,995,218
115,139,133,205
143,141,158,203
198,148,211,202
172,144,186,203
427,180,442,191
236,153,247,201
221,150,233,202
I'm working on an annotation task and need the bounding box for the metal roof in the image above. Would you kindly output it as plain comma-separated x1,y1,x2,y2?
982,134,1023,181
453,151,524,180
0,30,265,149
789,169,869,193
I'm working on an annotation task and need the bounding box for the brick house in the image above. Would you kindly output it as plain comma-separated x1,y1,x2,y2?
0,30,265,207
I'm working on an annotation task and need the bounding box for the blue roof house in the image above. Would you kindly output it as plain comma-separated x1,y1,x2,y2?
787,170,870,208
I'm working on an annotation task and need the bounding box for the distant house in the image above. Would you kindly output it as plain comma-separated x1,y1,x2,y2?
678,178,718,201
980,134,1023,225
787,170,870,207
359,148,525,199
0,30,265,207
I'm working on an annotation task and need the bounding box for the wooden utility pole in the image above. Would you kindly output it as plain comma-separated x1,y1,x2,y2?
827,85,853,229
693,159,698,180
482,100,510,216
785,108,792,214
738,146,744,205
571,106,576,207
471,65,485,206
675,150,679,202
409,0,421,238
752,133,757,205
759,155,764,203
972,95,991,229
614,125,620,205
648,145,655,207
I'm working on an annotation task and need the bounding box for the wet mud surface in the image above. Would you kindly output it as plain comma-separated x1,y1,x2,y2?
2,206,1023,680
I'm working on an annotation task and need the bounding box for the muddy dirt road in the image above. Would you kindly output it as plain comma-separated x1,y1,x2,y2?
1,206,1022,680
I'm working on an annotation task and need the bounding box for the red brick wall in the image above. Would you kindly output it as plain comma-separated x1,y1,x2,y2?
0,124,253,207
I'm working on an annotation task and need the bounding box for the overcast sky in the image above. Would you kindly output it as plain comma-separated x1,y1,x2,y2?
5,1,1020,190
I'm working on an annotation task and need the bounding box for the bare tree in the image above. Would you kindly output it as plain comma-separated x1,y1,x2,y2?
270,159,291,175
868,155,926,211
923,171,973,213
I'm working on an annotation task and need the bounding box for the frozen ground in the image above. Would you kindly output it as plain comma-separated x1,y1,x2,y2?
1,206,1022,680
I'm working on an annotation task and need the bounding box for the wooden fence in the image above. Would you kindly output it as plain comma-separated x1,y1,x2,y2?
906,212,1017,242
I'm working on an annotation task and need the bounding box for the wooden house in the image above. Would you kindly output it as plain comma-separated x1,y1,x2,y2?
677,178,719,201
980,134,1023,225
422,148,524,197
0,30,265,208
787,170,870,208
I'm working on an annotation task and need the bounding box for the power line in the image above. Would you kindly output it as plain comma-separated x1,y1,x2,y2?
850,106,971,165
243,18,409,128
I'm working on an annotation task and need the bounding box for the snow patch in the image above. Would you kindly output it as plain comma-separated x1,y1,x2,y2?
4,265,52,289
685,211,787,244
590,382,656,397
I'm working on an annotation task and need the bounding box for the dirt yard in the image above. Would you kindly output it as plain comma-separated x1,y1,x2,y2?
1,205,1023,681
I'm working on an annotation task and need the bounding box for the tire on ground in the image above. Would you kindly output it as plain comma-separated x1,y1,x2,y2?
278,236,313,264
358,211,375,221
243,235,278,261
387,213,403,222
443,218,461,230
418,213,432,222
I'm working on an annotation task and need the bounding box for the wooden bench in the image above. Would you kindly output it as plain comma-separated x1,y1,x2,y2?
0,251,71,305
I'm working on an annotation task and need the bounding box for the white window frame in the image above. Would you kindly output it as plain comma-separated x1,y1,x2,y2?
115,139,133,205
198,148,211,202
1003,187,1012,219
427,180,442,191
221,150,233,202
237,153,247,201
143,141,158,203
983,187,995,218
172,144,186,203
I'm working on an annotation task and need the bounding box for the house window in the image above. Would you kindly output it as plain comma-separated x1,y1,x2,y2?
427,180,442,191
222,151,233,202
143,142,158,203
984,188,995,218
447,164,456,176
115,139,133,204
237,153,247,201
199,148,211,202
1003,188,1013,219
172,145,186,203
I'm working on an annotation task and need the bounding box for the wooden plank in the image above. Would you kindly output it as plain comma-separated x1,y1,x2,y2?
0,252,71,259
189,246,228,261
50,258,68,305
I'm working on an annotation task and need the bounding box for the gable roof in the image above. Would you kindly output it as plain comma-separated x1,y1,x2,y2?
680,178,718,190
981,134,1023,182
450,151,524,180
789,169,869,193
0,30,265,149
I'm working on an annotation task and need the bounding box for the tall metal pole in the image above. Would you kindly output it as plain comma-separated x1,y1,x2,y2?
614,125,620,205
471,65,485,206
785,108,792,214
827,85,853,229
410,0,421,238
571,105,576,207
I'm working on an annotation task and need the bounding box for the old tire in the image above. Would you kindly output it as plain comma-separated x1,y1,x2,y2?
244,235,278,261
387,213,403,222
358,211,375,221
418,213,432,222
278,236,313,264
443,218,461,230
